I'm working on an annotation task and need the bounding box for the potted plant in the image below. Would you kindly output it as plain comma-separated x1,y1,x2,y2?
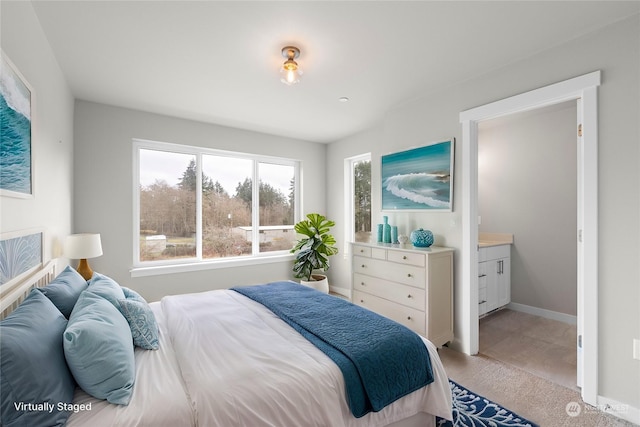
290,213,338,293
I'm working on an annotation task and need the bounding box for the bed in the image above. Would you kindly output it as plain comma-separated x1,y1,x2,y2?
0,261,452,427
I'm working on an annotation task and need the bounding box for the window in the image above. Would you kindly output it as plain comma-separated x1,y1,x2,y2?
345,154,371,245
134,139,299,271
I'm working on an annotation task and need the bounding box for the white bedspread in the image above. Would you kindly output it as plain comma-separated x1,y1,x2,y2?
66,303,194,427
162,289,452,427
67,289,452,426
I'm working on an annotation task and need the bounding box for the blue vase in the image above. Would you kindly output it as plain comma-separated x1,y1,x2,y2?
382,216,391,243
410,228,434,248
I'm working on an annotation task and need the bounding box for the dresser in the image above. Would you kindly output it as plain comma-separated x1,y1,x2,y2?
350,242,454,347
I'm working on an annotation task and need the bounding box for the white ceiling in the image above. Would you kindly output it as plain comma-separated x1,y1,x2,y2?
32,1,639,143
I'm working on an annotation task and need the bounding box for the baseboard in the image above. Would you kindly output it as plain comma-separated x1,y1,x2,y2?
329,285,351,300
594,395,640,425
506,302,576,325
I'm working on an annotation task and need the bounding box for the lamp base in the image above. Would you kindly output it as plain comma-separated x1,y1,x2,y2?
76,259,94,281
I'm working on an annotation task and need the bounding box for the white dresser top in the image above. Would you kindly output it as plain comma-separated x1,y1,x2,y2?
350,241,454,255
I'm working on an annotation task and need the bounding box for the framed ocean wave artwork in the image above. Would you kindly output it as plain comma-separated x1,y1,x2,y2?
1,52,33,198
381,139,454,212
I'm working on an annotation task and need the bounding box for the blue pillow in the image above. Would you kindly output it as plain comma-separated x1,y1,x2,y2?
86,272,125,307
122,286,146,303
118,297,160,350
0,290,76,427
39,265,88,318
64,291,135,405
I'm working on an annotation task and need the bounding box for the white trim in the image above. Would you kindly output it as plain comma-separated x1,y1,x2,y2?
506,302,577,325
328,285,351,300
131,253,295,277
459,71,601,406
594,395,640,426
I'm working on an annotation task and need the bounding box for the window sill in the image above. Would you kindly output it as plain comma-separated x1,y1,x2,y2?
130,253,295,278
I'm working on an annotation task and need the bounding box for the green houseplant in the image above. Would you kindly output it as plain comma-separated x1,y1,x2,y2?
290,213,338,291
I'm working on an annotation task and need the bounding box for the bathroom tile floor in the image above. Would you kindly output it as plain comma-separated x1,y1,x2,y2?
479,308,578,391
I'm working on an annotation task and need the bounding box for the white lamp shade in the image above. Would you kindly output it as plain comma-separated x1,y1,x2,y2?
65,233,103,259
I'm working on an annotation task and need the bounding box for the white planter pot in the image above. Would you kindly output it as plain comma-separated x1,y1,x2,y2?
300,274,329,293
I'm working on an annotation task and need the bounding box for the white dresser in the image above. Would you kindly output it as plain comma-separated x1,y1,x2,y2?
350,242,454,347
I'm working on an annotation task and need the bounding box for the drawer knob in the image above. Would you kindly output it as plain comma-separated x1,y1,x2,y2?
402,255,407,260
407,294,412,298
361,264,366,268
407,316,412,320
360,299,364,303
360,282,365,286
407,273,412,278
360,249,364,253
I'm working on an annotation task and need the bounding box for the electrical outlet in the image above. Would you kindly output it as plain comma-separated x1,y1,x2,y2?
633,339,640,361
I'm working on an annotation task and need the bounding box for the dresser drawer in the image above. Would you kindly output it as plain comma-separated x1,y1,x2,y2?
353,273,426,311
353,256,425,288
353,290,426,336
386,250,426,267
352,245,372,258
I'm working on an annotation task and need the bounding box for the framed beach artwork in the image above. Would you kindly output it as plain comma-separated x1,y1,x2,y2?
381,139,454,211
1,52,33,198
0,228,44,289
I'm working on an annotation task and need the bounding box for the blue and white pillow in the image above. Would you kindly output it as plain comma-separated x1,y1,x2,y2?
118,287,159,350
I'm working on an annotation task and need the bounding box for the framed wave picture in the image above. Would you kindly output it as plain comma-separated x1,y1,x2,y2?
381,139,454,211
0,52,33,198
0,228,44,288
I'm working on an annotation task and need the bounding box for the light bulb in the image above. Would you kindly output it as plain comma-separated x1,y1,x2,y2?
286,69,296,84
280,66,302,85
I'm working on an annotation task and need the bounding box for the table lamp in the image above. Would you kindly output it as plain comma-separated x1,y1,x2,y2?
65,233,103,280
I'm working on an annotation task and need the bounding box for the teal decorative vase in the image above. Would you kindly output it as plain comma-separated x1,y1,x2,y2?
382,216,391,243
410,228,434,247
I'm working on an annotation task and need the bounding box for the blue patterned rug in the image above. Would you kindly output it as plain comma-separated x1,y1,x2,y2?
437,380,539,427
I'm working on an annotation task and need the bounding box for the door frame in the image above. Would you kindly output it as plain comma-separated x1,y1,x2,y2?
458,71,600,405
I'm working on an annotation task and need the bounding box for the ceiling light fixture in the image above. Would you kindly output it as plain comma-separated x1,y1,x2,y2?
280,46,302,86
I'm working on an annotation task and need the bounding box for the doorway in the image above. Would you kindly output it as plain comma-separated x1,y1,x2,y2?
476,101,578,390
459,71,601,406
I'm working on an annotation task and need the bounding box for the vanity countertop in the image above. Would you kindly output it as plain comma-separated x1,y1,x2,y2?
478,232,514,248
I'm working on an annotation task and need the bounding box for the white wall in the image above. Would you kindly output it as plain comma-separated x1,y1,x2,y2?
478,102,577,316
327,15,639,409
73,101,326,302
0,2,74,273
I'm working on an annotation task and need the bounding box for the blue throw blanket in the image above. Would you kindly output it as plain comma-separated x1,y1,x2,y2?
231,281,434,418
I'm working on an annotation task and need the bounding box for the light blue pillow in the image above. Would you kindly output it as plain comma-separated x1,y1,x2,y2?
86,272,125,307
64,291,135,405
0,290,76,427
118,297,160,350
39,265,89,318
122,286,146,303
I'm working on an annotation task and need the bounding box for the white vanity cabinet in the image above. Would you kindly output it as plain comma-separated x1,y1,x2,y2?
350,243,454,347
478,244,511,316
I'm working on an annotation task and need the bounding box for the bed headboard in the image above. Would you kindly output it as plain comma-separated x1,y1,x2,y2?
0,260,57,320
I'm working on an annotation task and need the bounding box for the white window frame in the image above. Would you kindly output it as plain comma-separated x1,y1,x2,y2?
131,138,300,277
343,153,371,257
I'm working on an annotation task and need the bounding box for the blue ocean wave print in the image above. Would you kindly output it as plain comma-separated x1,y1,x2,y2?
382,140,452,210
384,173,450,209
1,57,32,195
